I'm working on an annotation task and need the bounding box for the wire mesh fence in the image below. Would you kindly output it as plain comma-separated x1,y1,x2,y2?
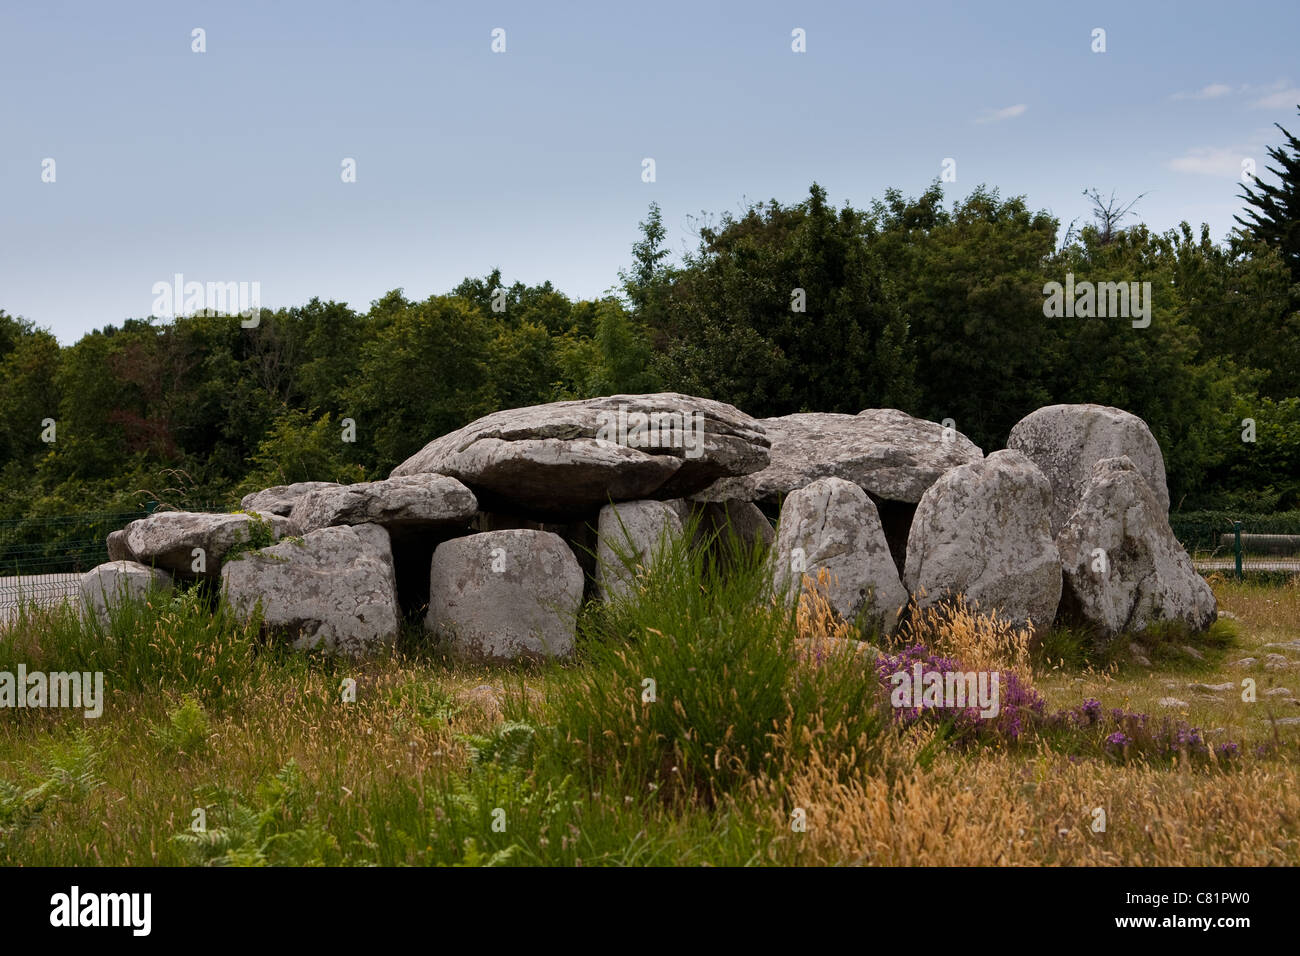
0,511,149,617
0,505,231,616
1171,517,1300,577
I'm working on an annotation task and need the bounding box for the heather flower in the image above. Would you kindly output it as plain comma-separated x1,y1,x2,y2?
875,643,1044,745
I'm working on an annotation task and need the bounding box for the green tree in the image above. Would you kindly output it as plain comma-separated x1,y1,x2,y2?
345,293,497,472
0,324,62,467
1235,106,1300,283
238,408,367,494
871,183,1058,447
651,183,916,416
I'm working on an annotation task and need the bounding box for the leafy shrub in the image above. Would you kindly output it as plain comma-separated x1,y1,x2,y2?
1170,510,1300,553
150,695,211,757
222,510,277,563
173,761,342,866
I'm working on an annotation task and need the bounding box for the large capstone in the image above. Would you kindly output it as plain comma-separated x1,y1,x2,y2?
772,477,909,633
696,409,983,505
287,474,478,535
221,523,401,656
1056,456,1216,636
123,511,290,578
240,481,343,517
390,393,769,519
105,529,134,562
904,450,1062,632
1006,403,1170,535
426,530,584,662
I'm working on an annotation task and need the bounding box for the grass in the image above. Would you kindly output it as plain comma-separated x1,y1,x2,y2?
1,536,1298,866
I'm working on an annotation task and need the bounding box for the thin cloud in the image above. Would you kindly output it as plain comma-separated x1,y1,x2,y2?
1167,145,1251,178
1167,79,1299,110
1172,83,1233,100
974,103,1026,124
1250,86,1300,109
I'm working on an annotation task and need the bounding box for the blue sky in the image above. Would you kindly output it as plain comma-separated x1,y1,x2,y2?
3,0,1298,343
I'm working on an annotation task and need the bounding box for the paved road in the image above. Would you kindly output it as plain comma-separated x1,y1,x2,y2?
0,573,82,622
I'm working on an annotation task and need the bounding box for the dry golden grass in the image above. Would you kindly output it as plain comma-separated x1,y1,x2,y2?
900,595,1033,680
0,659,517,865
1215,575,1300,641
761,576,1300,866
795,568,861,643
765,738,1300,865
790,568,874,669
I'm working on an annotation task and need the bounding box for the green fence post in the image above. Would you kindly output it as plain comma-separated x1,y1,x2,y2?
1233,520,1243,581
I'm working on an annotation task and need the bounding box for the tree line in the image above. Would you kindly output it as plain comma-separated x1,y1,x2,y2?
2,115,1298,520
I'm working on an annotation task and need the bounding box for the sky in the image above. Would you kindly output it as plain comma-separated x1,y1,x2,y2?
2,0,1298,343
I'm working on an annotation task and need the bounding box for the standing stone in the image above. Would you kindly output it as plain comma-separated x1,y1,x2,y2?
287,474,478,535
221,523,401,656
1007,403,1170,534
905,450,1062,632
596,500,684,602
80,561,173,624
1057,456,1216,636
427,530,583,662
693,499,775,555
772,477,908,633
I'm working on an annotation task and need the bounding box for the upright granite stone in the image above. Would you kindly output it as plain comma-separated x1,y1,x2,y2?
390,393,770,519
904,450,1062,631
123,511,291,578
240,482,342,517
287,474,478,535
693,499,775,554
595,500,684,602
1007,403,1170,534
772,477,908,633
80,561,173,625
221,523,401,656
426,530,583,662
696,410,983,505
1057,456,1216,636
